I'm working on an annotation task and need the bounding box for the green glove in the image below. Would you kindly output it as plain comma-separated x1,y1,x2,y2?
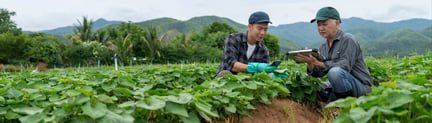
272,70,289,79
246,63,276,73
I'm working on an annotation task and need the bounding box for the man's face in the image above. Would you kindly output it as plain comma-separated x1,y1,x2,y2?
317,19,339,40
248,23,268,42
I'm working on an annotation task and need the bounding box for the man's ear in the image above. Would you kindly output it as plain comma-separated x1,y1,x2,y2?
335,20,341,25
247,24,253,30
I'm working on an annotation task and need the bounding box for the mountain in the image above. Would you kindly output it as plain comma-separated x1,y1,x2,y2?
136,16,247,33
364,28,432,56
270,17,432,48
40,18,122,35
38,16,432,56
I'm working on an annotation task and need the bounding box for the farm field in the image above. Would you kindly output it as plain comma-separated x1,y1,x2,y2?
0,52,431,123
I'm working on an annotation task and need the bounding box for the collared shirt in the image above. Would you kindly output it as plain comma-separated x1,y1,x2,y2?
217,32,270,74
308,30,373,86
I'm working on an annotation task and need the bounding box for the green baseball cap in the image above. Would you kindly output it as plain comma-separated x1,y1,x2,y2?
310,7,341,23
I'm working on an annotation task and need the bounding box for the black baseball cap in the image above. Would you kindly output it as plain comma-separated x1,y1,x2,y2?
249,11,272,24
310,7,341,23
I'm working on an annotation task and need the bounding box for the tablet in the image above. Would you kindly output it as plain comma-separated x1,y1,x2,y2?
286,48,325,62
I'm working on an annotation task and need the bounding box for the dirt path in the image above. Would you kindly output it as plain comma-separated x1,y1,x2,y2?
212,97,336,123
241,98,325,123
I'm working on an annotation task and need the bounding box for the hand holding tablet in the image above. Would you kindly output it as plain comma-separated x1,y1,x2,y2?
286,48,325,63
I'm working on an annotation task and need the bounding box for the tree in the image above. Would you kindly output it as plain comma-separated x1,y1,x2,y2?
262,34,280,58
73,16,94,42
0,32,28,64
0,8,21,34
191,22,237,50
141,26,168,60
25,33,65,65
155,22,237,63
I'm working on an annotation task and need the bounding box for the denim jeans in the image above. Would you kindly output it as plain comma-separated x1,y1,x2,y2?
319,67,371,102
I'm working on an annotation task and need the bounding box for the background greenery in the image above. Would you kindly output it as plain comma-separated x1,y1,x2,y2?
0,8,431,67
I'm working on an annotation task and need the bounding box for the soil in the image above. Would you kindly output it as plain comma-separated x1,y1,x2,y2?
36,62,48,71
216,97,336,123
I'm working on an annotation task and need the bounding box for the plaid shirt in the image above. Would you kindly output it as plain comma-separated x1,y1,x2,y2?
217,32,270,74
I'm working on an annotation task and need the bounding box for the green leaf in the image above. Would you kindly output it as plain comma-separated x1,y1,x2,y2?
6,88,23,98
259,92,270,105
118,78,135,88
29,93,44,101
274,83,290,96
96,94,117,103
242,81,257,89
0,107,8,115
180,111,200,123
19,112,46,123
332,113,353,123
136,96,166,110
81,102,108,119
165,102,189,117
0,96,5,106
74,95,90,105
5,112,20,119
101,82,117,92
118,101,136,108
198,111,211,122
113,87,133,96
12,106,44,115
349,107,377,123
386,92,413,109
194,101,219,118
64,90,81,97
224,104,236,114
166,93,193,104
226,92,240,97
99,110,133,123
325,97,356,108
76,87,93,97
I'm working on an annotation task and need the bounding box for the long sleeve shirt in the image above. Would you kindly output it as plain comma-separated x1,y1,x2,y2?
217,32,270,74
308,30,373,86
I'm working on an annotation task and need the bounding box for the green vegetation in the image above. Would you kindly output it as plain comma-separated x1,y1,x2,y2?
1,52,431,122
0,9,281,66
0,8,431,122
327,52,432,123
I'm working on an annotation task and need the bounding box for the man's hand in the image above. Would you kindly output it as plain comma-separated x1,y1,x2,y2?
294,53,317,63
246,63,276,73
295,53,326,71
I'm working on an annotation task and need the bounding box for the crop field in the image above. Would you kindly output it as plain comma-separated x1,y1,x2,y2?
0,52,431,123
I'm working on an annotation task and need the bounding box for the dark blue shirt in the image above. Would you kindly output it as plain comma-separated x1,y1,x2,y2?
217,32,270,74
308,30,373,86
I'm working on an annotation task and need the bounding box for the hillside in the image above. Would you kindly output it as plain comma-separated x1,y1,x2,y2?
364,28,432,56
270,17,432,48
136,16,247,33
38,16,432,56
40,18,122,35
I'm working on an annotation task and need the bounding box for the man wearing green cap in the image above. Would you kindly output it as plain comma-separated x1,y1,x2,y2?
216,11,287,79
295,7,373,102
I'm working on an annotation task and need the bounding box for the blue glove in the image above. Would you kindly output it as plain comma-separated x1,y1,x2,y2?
246,63,276,73
272,71,289,79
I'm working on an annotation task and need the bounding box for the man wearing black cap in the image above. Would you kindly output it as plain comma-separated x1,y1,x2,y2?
216,11,278,77
295,7,373,102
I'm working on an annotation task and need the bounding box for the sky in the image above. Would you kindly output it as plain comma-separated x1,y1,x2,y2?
1,0,431,31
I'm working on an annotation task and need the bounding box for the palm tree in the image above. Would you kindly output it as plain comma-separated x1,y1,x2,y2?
105,26,134,65
141,26,170,60
73,16,94,42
